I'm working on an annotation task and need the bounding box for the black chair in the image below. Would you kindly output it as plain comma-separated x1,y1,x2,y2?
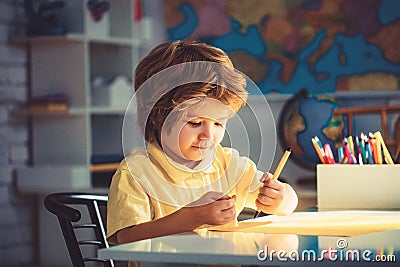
44,192,114,267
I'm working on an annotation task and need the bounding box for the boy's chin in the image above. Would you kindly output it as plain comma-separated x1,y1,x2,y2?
185,151,207,162
186,155,203,162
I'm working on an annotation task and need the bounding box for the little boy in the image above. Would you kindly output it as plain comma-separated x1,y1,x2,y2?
107,41,298,246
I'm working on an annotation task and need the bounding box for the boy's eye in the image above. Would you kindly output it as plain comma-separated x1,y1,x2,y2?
186,120,226,128
187,121,201,127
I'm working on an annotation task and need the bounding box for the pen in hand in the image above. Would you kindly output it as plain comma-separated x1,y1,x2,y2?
253,148,292,219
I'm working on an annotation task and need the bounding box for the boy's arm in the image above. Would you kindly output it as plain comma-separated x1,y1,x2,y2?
116,206,199,243
116,192,236,244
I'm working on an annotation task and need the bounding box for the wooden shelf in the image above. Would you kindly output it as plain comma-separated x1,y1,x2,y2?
333,105,400,115
11,33,147,47
333,104,400,159
90,107,127,115
90,163,119,173
15,0,147,193
12,107,86,116
10,33,85,44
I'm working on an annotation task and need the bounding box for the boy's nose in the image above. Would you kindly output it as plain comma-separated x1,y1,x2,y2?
199,124,213,139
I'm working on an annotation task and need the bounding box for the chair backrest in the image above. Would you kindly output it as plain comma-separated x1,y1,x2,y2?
44,192,114,267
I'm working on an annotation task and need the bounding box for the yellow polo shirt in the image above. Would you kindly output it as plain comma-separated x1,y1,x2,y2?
107,142,264,243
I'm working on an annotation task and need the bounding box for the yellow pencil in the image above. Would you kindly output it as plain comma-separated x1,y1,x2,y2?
348,136,355,155
374,131,394,164
272,148,292,180
375,133,383,164
253,148,292,219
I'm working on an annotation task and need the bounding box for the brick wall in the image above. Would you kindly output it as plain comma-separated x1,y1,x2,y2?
0,1,37,266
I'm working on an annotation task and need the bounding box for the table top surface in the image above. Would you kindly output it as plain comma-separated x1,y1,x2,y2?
99,211,400,266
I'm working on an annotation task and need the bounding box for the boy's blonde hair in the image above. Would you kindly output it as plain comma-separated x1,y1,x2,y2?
134,41,248,144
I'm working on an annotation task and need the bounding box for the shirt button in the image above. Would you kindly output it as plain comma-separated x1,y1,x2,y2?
196,190,202,197
193,173,200,179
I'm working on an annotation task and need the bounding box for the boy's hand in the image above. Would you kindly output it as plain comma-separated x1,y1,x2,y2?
186,191,236,226
117,191,236,243
255,172,287,214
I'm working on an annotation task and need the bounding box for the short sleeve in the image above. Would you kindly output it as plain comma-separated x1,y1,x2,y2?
107,165,152,244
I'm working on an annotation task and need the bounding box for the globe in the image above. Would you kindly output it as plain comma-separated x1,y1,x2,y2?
278,89,345,169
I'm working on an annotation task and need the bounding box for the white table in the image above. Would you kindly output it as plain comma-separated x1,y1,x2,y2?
99,226,400,266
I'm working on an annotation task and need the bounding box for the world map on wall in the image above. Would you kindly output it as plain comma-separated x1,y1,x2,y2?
164,0,400,94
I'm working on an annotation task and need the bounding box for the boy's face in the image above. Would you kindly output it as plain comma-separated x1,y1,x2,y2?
160,98,234,167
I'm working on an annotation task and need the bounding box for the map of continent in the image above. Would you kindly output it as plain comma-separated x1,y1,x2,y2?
164,0,400,94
